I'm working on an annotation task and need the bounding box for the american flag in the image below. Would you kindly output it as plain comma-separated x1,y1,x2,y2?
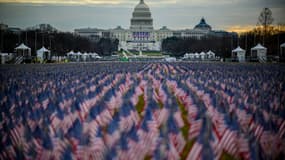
167,115,186,153
186,141,203,160
1,63,285,160
188,119,202,140
105,113,121,148
237,134,250,160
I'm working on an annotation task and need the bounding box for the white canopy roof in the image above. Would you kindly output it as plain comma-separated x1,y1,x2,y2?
232,46,245,52
37,46,50,53
207,50,215,55
281,43,285,48
75,52,82,55
1,53,9,56
195,53,200,58
15,43,31,50
67,50,75,56
200,52,206,55
251,43,267,50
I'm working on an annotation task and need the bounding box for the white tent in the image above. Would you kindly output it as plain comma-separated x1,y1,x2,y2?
96,55,102,59
200,52,206,60
37,46,51,62
183,53,190,59
75,52,82,61
183,53,195,60
165,57,176,62
251,43,267,62
1,53,9,64
195,52,200,59
15,43,30,50
206,50,215,59
232,46,246,62
189,53,195,59
82,52,89,61
75,51,82,56
67,50,75,56
15,43,31,57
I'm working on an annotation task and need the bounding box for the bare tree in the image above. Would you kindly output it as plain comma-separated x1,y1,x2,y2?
257,8,274,45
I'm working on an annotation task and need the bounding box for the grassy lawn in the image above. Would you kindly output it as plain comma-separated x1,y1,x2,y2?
181,139,196,160
221,152,239,160
117,51,164,57
141,52,164,56
135,95,145,117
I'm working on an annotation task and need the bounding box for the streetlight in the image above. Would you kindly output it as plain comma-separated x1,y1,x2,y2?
48,34,54,61
34,30,37,57
0,29,3,52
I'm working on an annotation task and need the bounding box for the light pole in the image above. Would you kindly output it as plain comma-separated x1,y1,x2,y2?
35,31,37,56
49,34,54,61
25,31,28,45
0,29,3,52
42,31,45,47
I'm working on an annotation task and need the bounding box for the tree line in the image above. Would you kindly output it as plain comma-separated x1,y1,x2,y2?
0,30,119,56
238,27,285,57
161,35,238,58
162,8,285,59
161,29,285,58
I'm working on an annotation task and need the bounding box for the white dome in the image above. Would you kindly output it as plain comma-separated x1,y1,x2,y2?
134,0,150,10
130,0,153,30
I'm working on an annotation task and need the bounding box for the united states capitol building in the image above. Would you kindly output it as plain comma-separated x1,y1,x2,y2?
75,0,235,51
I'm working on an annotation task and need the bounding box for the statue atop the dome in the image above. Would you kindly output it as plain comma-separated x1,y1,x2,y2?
130,0,153,30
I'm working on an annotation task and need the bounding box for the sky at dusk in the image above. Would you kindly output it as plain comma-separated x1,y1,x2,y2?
0,0,284,32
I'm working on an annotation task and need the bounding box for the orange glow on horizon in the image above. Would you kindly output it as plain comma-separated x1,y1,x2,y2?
225,25,255,34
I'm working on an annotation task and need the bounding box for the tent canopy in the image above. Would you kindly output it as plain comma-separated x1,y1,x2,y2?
251,43,267,50
232,46,245,52
281,43,285,48
1,53,9,56
75,52,82,55
15,43,31,50
207,50,215,55
67,50,75,56
37,46,50,53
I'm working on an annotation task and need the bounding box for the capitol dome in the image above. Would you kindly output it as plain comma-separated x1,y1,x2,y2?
134,0,150,10
194,17,212,31
130,0,153,30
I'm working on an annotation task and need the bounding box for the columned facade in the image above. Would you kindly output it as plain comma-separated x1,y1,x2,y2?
74,0,235,52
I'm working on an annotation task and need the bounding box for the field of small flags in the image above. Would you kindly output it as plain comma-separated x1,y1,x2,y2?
0,62,285,160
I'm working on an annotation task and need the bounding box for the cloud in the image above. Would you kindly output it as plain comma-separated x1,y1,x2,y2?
0,0,284,31
0,0,177,6
225,25,256,33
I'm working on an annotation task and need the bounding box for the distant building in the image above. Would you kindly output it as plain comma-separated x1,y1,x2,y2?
7,27,21,34
194,17,212,31
0,23,21,33
75,28,106,41
75,0,236,51
0,23,8,31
